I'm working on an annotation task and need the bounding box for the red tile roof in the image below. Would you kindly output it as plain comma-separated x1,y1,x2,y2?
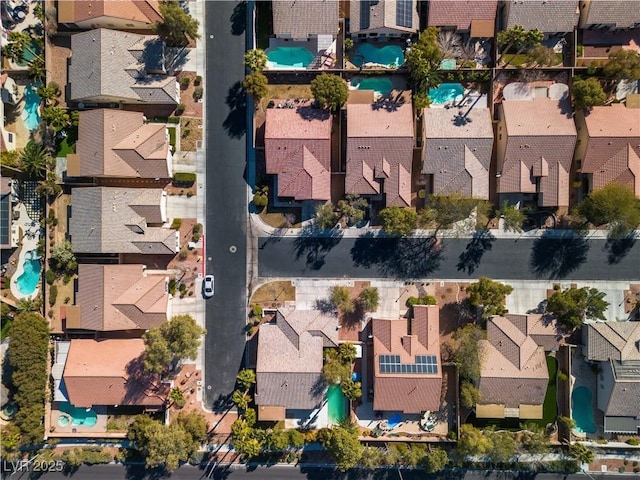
427,0,498,30
59,0,162,25
265,107,332,201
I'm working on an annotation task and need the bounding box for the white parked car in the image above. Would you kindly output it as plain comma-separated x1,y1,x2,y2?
203,275,214,298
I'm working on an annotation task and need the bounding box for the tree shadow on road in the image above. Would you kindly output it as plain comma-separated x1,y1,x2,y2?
350,232,443,279
605,231,636,265
223,81,246,139
293,226,343,271
530,230,589,279
456,229,495,275
230,1,246,36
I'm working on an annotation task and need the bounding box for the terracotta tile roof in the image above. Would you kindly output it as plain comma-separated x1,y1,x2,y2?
265,107,332,201
74,264,167,331
69,187,177,254
504,0,580,33
478,316,548,410
423,106,493,199
580,105,640,195
59,0,162,26
346,103,414,206
256,307,338,410
582,0,640,28
272,0,339,37
505,313,561,352
63,339,168,408
350,0,420,34
372,306,442,414
427,0,497,30
71,109,170,179
585,321,640,362
498,98,576,207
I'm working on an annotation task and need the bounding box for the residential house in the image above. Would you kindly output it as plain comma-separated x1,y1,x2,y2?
579,0,640,29
57,0,162,30
68,29,179,105
584,322,640,434
66,109,172,179
476,315,549,419
574,103,640,196
349,0,419,38
372,305,442,414
69,187,178,254
255,307,339,421
58,338,168,409
272,0,339,40
496,97,577,208
264,107,331,201
500,0,580,34
422,104,494,199
427,0,497,37
346,102,414,207
1,177,13,250
64,264,168,334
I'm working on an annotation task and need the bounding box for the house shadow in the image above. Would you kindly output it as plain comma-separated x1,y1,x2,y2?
530,230,589,279
223,81,247,139
456,229,495,275
604,231,636,265
292,225,343,271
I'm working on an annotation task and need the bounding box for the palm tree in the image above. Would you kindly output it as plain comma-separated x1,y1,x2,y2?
27,55,45,81
437,30,462,59
5,31,31,63
41,106,70,131
19,141,51,179
36,85,57,106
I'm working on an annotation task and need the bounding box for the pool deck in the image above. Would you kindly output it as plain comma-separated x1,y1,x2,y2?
266,37,336,70
9,202,42,301
570,346,603,439
49,405,112,438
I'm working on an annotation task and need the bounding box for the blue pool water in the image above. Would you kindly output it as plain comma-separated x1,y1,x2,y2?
352,44,404,68
21,83,41,131
267,47,314,69
17,38,41,67
351,77,393,96
428,83,465,104
58,402,98,427
572,386,597,434
327,384,347,424
16,250,41,296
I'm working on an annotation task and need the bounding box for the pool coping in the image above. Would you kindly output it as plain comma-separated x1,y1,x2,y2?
10,203,42,300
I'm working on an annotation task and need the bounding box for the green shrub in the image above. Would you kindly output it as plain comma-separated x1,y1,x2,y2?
626,438,639,446
49,285,58,306
623,459,629,465
406,295,437,307
192,232,201,242
168,279,177,295
179,248,189,260
64,296,70,304
618,467,625,473
557,370,569,382
173,172,196,185
193,86,203,100
181,77,191,88
193,223,202,234
175,103,186,115
252,304,263,318
633,467,639,474
46,269,56,285
63,273,72,284
253,192,268,208
194,75,202,85
171,218,182,229
418,189,426,199
48,81,60,93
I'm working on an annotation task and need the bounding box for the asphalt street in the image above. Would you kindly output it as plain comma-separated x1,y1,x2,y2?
203,1,248,409
258,233,640,281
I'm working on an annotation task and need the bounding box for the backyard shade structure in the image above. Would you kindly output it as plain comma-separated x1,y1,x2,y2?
272,0,339,38
255,307,339,420
265,107,332,201
372,305,442,414
61,339,168,408
67,109,172,179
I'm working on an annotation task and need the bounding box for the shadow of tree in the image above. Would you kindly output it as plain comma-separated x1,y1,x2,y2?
293,226,343,271
123,355,169,407
456,229,495,275
605,231,636,265
314,298,335,314
223,81,246,139
350,232,443,279
230,1,246,36
530,230,589,279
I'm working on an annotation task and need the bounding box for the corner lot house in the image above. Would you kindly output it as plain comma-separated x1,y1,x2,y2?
574,104,640,196
58,0,162,30
346,102,414,207
477,315,549,419
68,29,179,105
422,104,494,199
372,305,442,414
67,109,172,179
255,307,338,422
496,97,577,208
501,0,580,34
427,0,497,37
349,0,419,38
265,107,331,202
69,187,178,254
272,0,339,40
65,264,168,334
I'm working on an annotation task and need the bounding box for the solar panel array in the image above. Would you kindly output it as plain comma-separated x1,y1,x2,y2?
396,0,413,28
379,354,438,374
0,197,9,247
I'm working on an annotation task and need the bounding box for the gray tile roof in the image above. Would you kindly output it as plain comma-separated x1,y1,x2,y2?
585,321,640,362
582,0,640,28
272,0,339,37
604,360,640,419
505,0,580,33
255,372,325,410
69,187,177,254
69,29,178,104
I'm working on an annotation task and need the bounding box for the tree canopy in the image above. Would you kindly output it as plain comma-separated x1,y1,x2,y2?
603,50,640,80
49,240,77,275
379,206,417,236
496,201,526,233
405,27,442,91
20,141,52,179
244,49,267,72
421,193,490,231
465,277,513,319
155,0,200,47
330,285,355,314
310,74,348,110
497,26,543,59
357,286,379,312
337,195,367,227
243,72,269,102
452,324,485,381
572,77,606,110
236,369,256,391
142,315,205,374
421,447,449,473
314,202,337,229
546,287,608,329
325,425,363,472
576,184,640,237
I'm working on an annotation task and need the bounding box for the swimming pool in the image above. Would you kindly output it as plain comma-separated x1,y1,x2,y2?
428,83,465,105
58,402,98,427
17,38,41,67
351,77,393,96
352,44,404,68
572,386,597,434
327,384,347,424
21,83,41,131
267,47,314,69
16,250,41,296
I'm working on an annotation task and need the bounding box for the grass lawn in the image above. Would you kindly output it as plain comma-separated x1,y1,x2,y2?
1,318,12,340
56,136,76,157
541,355,558,426
251,281,296,304
502,53,563,67
168,126,176,148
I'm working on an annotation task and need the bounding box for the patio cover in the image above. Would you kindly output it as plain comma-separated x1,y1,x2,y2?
519,404,543,419
476,403,505,418
258,405,286,421
470,19,495,38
